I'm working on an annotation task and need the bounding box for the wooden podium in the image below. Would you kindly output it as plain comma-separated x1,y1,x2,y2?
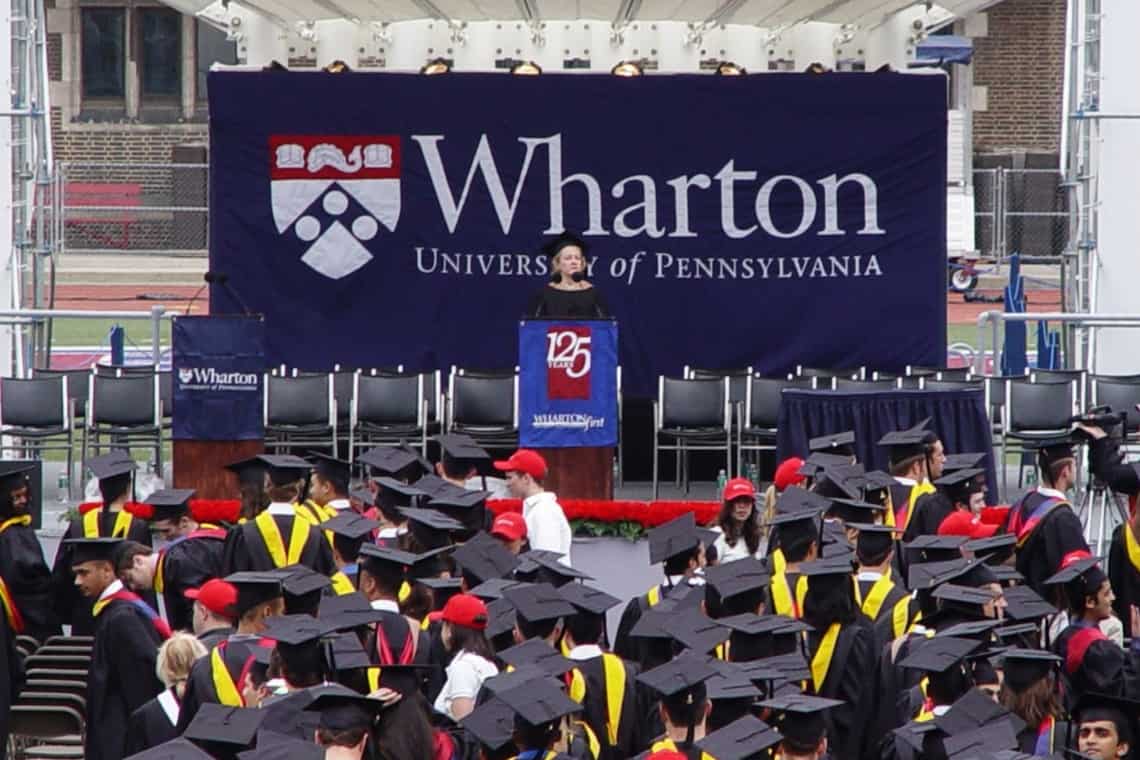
536,447,614,500
173,440,264,499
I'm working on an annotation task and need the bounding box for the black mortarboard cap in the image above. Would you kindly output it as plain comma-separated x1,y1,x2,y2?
224,571,285,615
498,638,573,676
932,583,997,611
308,452,350,484
349,487,374,508
934,620,1002,640
270,565,331,599
759,693,843,749
144,488,195,521
774,487,832,516
558,583,620,615
184,704,266,749
751,653,812,682
878,418,936,464
816,463,866,500
125,738,216,760
305,683,385,730
704,558,770,601
942,720,1020,757
0,462,34,492
696,715,782,760
898,636,980,673
963,533,1016,558
637,650,716,697
357,543,418,580
481,665,550,696
497,677,582,727
321,511,378,540
225,456,268,487
797,556,855,578
935,468,987,490
515,549,593,585
86,451,137,480
994,621,1039,643
1072,693,1140,738
647,512,703,564
989,565,1023,584
1044,555,1105,586
261,613,334,646
829,498,888,522
905,533,967,560
766,508,822,529
374,477,426,507
326,631,372,671
704,659,763,701
427,489,488,514
1000,648,1060,691
942,453,988,472
64,537,122,565
399,506,463,548
502,582,576,623
236,737,323,760
460,697,516,752
434,433,492,463
659,609,731,653
799,452,851,478
486,598,518,639
470,577,527,601
719,613,809,637
358,445,429,478
1002,585,1057,622
254,455,311,487
809,431,856,454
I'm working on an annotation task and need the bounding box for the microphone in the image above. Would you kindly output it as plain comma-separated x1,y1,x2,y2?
205,271,254,316
184,274,209,316
204,271,228,285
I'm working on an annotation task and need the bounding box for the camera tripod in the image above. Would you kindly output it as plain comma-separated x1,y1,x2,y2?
1076,474,1129,557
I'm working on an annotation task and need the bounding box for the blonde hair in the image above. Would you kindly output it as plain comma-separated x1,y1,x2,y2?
762,484,778,529
156,632,208,694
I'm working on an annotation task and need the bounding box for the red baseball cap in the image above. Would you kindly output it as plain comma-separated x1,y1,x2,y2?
491,512,527,541
184,578,238,620
937,510,997,539
723,477,756,502
774,457,806,491
440,593,489,631
493,449,547,479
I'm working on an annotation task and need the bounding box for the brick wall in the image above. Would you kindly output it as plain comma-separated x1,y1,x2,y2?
972,0,1067,155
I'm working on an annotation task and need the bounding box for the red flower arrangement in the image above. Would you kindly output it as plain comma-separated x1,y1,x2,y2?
77,499,242,523
487,499,719,528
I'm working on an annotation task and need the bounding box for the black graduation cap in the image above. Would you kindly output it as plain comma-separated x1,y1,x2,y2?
1001,585,1057,623
124,738,216,760
226,455,269,488
515,549,593,585
399,506,464,548
184,704,266,751
809,431,856,454
848,522,899,558
647,512,704,564
829,497,887,522
427,489,489,515
658,609,731,653
759,693,844,750
704,659,763,701
878,418,936,465
0,461,34,492
637,650,716,698
994,621,1040,644
374,477,426,508
358,445,430,479
696,715,782,760
932,583,997,611
357,543,419,580
816,463,866,501
719,613,809,637
270,565,331,600
942,720,1020,758
751,653,812,683
470,577,527,601
64,537,122,565
307,452,350,485
485,598,518,640
988,565,1023,585
224,571,285,615
348,487,374,508
325,631,372,672
934,468,987,501
304,683,386,730
420,576,464,609
796,556,855,578
86,451,137,481
321,510,378,540
1000,648,1060,691
481,665,551,696
557,583,620,616
1072,693,1140,741
236,736,323,760
798,452,851,479
1044,555,1106,587
434,434,492,474
403,474,456,500
704,558,770,602
254,454,311,487
143,489,196,521
775,487,832,516
943,453,988,472
904,534,968,563
460,697,516,752
898,635,980,673
963,533,1016,559
261,613,335,646
498,638,573,676
496,677,583,728
934,620,1002,640
502,582,576,623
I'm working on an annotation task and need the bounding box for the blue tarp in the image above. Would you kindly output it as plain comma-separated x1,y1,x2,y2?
916,35,974,65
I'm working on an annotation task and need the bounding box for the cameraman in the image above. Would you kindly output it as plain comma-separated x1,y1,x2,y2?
1076,416,1140,638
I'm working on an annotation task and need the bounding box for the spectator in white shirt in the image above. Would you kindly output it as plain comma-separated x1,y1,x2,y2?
493,449,573,566
710,478,764,564
432,594,498,721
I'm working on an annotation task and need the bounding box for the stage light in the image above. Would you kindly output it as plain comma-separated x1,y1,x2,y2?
804,62,831,74
611,60,643,77
715,61,746,76
324,60,351,73
420,57,452,75
510,60,542,75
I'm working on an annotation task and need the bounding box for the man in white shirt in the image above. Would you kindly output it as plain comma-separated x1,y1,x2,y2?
493,449,572,566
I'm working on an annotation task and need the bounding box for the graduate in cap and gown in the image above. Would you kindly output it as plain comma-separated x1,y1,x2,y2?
51,452,152,635
849,523,911,649
1000,434,1090,596
878,419,941,533
1072,692,1140,760
761,693,845,760
123,631,208,755
0,461,60,642
0,534,23,758
634,652,717,760
68,537,166,760
305,452,353,516
904,454,987,543
221,455,336,575
323,510,378,590
996,648,1068,755
765,491,830,619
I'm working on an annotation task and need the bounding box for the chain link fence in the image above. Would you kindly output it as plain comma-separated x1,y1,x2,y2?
58,156,208,256
973,161,1070,264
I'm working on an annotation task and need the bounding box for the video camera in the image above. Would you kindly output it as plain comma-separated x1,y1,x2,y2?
1070,405,1128,444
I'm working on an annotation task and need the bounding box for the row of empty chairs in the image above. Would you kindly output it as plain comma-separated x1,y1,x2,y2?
10,635,92,759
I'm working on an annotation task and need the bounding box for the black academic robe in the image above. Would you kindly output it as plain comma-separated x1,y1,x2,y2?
0,519,60,642
568,652,643,760
866,629,930,755
221,511,335,576
613,583,670,669
633,738,715,760
804,617,876,760
1001,490,1089,597
1016,719,1068,755
901,492,956,570
156,529,227,631
1109,523,1140,640
86,596,164,760
364,609,431,667
0,593,24,758
51,508,152,636
176,634,273,733
198,625,235,651
881,719,948,760
1052,623,1140,708
124,688,180,756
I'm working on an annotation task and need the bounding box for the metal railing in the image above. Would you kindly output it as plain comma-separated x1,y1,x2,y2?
57,161,208,256
974,311,1140,376
973,166,1070,264
2,306,172,372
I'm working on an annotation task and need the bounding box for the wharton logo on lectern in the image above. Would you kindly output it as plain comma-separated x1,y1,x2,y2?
177,367,260,393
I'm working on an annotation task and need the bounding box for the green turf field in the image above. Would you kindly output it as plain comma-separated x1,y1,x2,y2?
46,318,172,348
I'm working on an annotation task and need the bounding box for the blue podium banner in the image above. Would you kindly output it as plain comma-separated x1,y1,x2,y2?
172,316,266,440
209,71,946,396
519,320,618,448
